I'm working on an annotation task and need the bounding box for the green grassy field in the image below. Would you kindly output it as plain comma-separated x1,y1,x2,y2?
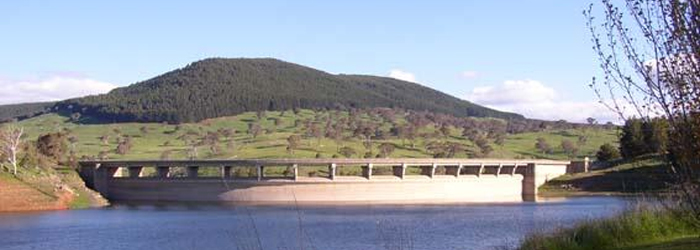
15,110,617,162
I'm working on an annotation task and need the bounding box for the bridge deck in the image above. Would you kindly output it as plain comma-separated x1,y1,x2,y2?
79,158,570,167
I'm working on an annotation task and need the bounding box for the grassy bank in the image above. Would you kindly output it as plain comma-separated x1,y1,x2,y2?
519,208,700,250
539,156,672,196
0,168,105,212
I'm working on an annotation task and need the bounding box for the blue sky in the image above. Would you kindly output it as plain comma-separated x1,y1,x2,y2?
0,0,621,123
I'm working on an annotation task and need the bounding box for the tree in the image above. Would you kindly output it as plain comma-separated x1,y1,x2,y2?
286,135,301,155
249,123,262,139
535,137,552,155
577,135,588,147
619,119,647,158
220,128,235,141
0,125,23,175
596,143,621,162
586,117,597,126
116,142,130,155
439,124,451,138
187,145,198,160
99,134,110,145
474,137,492,157
587,0,700,223
445,142,464,158
160,150,173,160
426,141,447,158
561,139,579,158
70,112,81,123
37,132,68,162
378,143,395,158
338,146,357,158
643,118,670,155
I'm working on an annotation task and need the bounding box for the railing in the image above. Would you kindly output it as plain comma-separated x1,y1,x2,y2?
79,158,570,181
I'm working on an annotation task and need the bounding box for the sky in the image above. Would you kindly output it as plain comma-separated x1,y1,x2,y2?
0,0,625,123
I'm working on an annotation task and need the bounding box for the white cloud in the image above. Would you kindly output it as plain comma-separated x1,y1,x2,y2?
0,75,118,105
461,71,479,79
388,69,416,82
465,80,633,124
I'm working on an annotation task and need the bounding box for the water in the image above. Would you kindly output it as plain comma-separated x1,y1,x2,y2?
0,197,629,250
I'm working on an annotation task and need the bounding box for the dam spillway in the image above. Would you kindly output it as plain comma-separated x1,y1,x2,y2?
78,159,573,203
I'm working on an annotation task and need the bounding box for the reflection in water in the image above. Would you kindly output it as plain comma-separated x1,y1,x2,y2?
0,197,630,250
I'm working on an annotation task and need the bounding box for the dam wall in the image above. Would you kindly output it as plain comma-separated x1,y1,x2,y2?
78,159,571,203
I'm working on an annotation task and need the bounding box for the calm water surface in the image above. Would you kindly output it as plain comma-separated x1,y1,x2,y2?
0,197,630,250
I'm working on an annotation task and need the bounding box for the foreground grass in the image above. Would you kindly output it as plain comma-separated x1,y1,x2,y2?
519,208,700,250
619,237,700,250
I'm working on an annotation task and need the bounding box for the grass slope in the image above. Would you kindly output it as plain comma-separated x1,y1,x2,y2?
16,111,617,161
540,156,672,195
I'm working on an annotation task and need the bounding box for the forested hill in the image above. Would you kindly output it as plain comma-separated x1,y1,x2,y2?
46,58,522,123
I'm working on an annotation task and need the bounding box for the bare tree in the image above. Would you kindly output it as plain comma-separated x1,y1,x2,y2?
586,0,700,224
0,125,24,175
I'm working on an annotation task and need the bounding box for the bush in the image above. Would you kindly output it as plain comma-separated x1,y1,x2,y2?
596,143,621,162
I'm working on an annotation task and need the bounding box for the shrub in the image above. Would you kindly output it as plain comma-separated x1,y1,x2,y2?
596,143,621,162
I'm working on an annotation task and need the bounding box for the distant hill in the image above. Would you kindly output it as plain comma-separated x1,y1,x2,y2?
5,58,523,123
0,102,54,122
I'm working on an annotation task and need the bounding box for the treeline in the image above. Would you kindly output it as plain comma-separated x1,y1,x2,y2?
0,102,54,123
53,58,522,123
594,117,669,163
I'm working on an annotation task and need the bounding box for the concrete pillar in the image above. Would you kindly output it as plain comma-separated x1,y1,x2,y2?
512,164,519,176
292,164,298,181
128,166,143,179
478,163,485,177
328,163,337,180
78,163,97,189
401,163,407,179
496,164,504,177
522,163,538,202
156,166,170,178
457,163,463,177
362,163,373,180
584,157,590,172
187,166,199,178
94,164,118,198
222,166,232,178
257,165,264,181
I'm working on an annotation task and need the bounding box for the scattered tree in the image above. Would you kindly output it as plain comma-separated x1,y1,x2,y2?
596,143,621,162
535,137,552,155
0,125,23,175
338,146,357,158
561,139,579,158
378,143,395,158
286,135,301,155
37,132,68,162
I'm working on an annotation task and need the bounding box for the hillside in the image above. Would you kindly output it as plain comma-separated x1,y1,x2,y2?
50,58,522,123
16,109,616,162
0,102,54,122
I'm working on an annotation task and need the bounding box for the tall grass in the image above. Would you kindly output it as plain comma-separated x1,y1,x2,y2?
519,207,700,250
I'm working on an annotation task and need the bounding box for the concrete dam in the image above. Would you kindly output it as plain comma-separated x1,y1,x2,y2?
78,159,574,203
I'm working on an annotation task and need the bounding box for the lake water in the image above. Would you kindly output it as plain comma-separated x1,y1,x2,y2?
0,197,630,250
